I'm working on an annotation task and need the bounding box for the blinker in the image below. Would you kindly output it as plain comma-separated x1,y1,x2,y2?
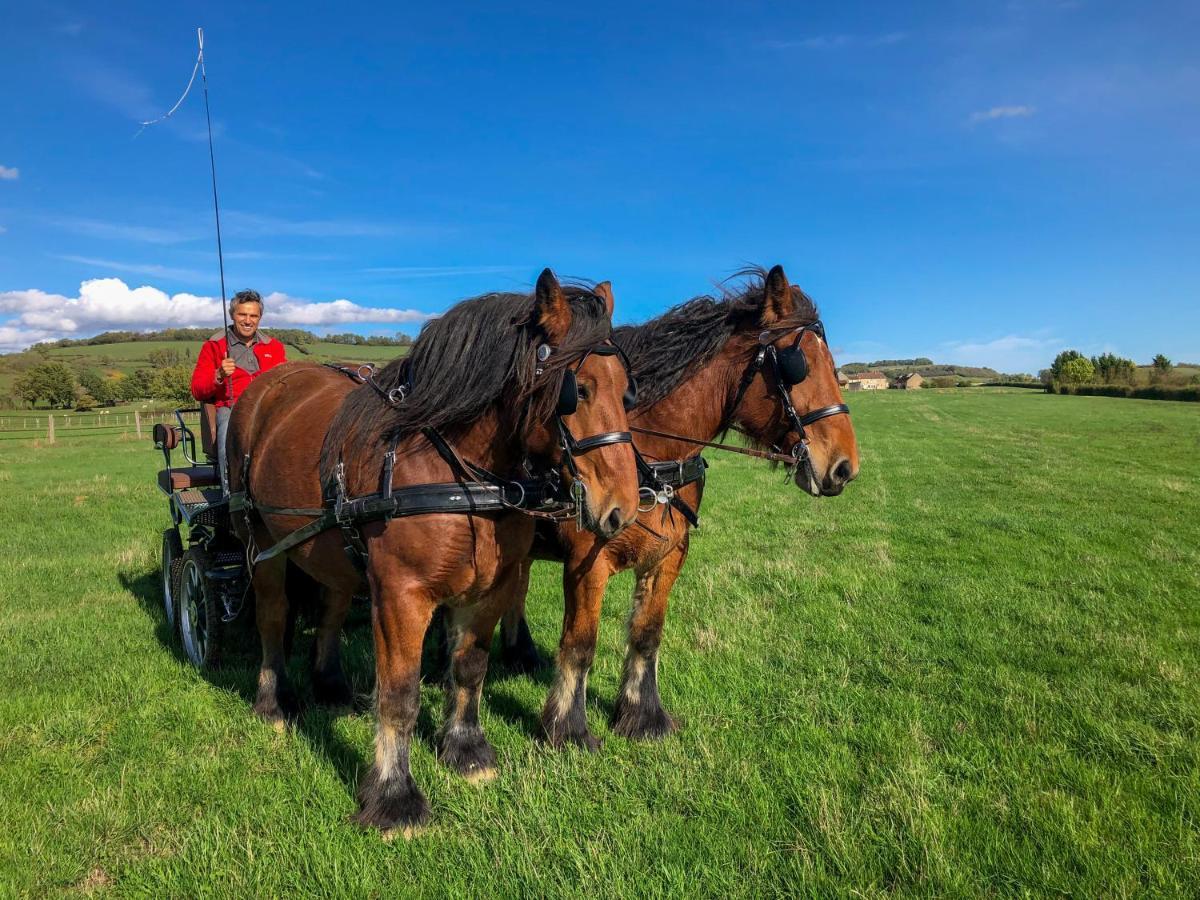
557,370,579,417
776,344,809,386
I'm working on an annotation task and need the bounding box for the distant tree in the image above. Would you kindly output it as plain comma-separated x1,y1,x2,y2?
147,347,184,368
14,362,78,408
120,368,157,401
1059,356,1095,385
1148,354,1173,385
76,368,118,404
1038,368,1054,386
151,366,194,403
1050,350,1085,382
1091,352,1137,385
73,383,96,411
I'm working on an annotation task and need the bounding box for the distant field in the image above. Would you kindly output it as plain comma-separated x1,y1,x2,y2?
0,340,407,401
0,390,1197,895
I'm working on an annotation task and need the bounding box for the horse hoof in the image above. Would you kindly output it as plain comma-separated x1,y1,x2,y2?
543,727,603,753
353,769,431,834
612,702,677,740
439,731,498,779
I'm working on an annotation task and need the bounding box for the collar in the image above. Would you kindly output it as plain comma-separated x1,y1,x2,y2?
225,327,269,347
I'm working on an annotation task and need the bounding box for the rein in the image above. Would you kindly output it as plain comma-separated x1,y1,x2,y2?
629,320,851,488
629,425,799,465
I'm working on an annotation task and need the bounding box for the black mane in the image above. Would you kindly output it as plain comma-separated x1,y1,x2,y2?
319,286,611,483
614,266,818,409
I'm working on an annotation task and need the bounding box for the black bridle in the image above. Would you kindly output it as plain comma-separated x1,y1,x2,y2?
724,320,851,489
538,341,635,518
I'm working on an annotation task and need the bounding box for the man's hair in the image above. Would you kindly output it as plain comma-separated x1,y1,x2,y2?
230,289,263,314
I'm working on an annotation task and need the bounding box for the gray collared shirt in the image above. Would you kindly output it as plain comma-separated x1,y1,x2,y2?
225,327,264,374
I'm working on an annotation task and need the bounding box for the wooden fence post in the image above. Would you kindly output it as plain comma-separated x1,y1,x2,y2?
135,411,142,440
48,414,55,445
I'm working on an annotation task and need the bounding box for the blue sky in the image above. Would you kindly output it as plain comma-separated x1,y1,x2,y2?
1,1,1198,372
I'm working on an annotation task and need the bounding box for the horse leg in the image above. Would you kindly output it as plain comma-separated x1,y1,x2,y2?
251,553,299,726
541,559,611,751
498,561,543,672
612,537,687,740
311,584,355,710
438,592,509,781
352,574,434,834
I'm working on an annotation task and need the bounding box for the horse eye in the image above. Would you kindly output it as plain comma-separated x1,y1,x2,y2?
577,385,591,401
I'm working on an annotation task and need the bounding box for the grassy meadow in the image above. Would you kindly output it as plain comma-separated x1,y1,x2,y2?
0,389,1197,896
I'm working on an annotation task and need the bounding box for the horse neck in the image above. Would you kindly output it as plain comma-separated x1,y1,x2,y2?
630,341,748,462
352,406,519,489
434,406,522,473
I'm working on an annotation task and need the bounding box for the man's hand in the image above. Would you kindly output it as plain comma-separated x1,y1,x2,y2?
215,357,236,383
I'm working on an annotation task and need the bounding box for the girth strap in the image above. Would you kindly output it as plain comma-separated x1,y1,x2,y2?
244,479,544,565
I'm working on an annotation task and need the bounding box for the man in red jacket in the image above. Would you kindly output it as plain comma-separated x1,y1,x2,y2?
191,289,287,491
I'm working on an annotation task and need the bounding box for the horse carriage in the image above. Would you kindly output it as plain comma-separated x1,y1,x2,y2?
154,403,249,669
146,266,859,833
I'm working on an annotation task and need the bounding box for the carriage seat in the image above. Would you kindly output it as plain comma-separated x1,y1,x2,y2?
158,466,219,493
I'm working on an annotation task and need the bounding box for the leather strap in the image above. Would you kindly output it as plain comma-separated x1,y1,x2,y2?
568,430,633,453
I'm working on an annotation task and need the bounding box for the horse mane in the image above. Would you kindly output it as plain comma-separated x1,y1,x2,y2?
319,285,611,484
613,266,819,409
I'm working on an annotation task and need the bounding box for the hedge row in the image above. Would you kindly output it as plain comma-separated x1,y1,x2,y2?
984,382,1045,389
1052,384,1200,402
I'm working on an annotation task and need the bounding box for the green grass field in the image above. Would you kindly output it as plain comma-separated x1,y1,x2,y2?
1,390,1197,896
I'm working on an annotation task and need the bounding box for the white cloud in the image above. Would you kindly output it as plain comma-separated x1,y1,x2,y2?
0,165,18,181
0,278,433,352
968,105,1036,124
940,334,1062,372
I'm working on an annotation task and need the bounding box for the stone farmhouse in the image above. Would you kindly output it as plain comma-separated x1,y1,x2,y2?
892,373,924,390
844,371,889,391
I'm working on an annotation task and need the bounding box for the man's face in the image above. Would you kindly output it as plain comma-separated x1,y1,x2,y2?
232,303,261,340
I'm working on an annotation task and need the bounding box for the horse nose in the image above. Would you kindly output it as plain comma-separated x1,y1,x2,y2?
833,458,855,485
600,506,627,538
823,457,856,495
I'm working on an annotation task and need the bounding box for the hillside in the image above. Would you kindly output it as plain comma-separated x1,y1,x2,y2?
841,359,1006,381
0,338,407,400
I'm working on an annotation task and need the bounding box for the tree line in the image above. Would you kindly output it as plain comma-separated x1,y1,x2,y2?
10,362,192,409
1041,351,1192,387
35,327,413,350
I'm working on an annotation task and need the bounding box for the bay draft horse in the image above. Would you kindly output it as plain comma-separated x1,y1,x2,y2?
227,269,640,833
499,265,861,749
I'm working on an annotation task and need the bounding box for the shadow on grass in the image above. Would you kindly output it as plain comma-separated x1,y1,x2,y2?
120,565,562,796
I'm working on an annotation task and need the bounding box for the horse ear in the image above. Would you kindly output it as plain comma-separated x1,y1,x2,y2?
593,281,615,319
533,268,572,344
761,264,794,324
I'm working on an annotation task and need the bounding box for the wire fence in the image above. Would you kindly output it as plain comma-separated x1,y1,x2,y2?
0,409,199,443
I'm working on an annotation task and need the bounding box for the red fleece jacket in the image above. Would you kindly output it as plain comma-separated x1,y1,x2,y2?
190,332,287,408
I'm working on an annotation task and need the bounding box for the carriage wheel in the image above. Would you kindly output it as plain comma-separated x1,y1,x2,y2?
179,547,223,669
161,528,184,631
